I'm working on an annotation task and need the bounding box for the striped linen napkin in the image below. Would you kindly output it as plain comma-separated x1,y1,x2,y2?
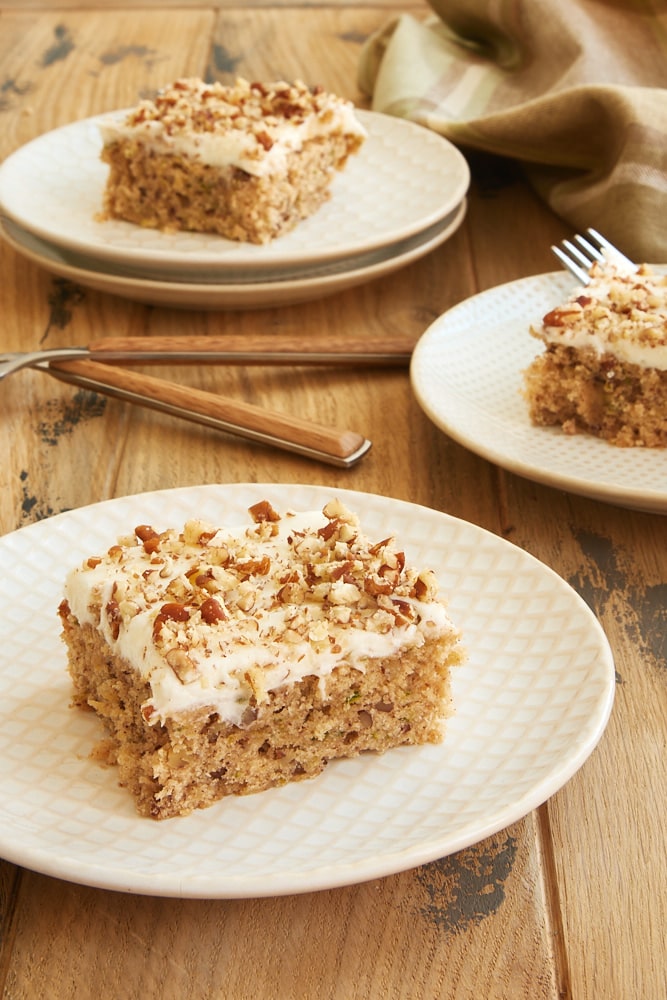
358,0,667,260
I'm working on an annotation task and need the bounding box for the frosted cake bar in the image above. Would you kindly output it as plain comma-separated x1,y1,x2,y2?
524,256,667,447
98,77,367,244
58,499,465,819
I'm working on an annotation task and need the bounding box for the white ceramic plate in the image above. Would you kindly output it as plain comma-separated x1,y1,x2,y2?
0,483,614,898
0,109,470,274
411,273,667,514
0,201,466,310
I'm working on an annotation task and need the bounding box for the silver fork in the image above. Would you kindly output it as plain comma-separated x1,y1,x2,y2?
551,227,636,285
0,347,90,382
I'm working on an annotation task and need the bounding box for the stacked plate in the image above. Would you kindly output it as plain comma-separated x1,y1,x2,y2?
0,109,470,309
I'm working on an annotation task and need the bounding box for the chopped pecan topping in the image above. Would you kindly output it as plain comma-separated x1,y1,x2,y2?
73,499,450,695
200,597,226,624
105,598,122,640
135,525,161,554
249,499,280,523
166,648,198,683
153,602,190,639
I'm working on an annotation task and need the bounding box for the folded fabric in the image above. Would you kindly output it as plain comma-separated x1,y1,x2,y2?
358,1,667,261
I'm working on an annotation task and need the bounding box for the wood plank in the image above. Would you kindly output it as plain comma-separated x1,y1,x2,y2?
0,9,214,159
207,5,394,95
4,818,560,999
0,7,213,537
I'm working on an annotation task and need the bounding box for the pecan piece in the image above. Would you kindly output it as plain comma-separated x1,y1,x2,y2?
248,500,280,523
166,648,198,684
135,524,161,554
200,597,226,624
105,598,122,640
153,601,190,639
236,555,271,577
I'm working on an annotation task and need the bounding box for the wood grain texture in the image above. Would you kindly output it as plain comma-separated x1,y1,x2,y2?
0,10,214,161
3,820,559,1000
0,5,665,1000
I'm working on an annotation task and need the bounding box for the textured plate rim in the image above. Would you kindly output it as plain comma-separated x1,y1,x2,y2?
0,483,615,897
410,273,667,514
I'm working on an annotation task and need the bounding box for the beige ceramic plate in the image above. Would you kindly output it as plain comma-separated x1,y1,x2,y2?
0,201,466,309
0,483,614,897
0,110,470,274
411,272,667,514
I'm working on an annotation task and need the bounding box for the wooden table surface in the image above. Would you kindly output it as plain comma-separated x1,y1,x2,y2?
1,3,665,999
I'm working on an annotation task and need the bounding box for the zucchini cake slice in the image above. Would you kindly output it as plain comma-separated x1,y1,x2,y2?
524,257,667,447
99,77,366,244
58,499,465,819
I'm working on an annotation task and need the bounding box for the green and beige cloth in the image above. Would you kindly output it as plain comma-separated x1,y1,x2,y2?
358,0,667,260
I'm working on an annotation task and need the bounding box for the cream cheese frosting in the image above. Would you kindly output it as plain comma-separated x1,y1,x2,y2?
533,257,667,370
63,500,457,727
98,77,367,178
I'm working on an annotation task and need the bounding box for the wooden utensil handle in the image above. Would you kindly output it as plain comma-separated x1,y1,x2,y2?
49,359,368,461
87,334,414,364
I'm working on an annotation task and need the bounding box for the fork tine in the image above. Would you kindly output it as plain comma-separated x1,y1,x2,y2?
573,234,605,265
552,228,636,285
584,227,636,269
564,238,598,268
551,244,591,285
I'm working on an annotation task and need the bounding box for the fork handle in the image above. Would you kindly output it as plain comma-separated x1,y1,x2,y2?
87,334,414,366
47,359,370,466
